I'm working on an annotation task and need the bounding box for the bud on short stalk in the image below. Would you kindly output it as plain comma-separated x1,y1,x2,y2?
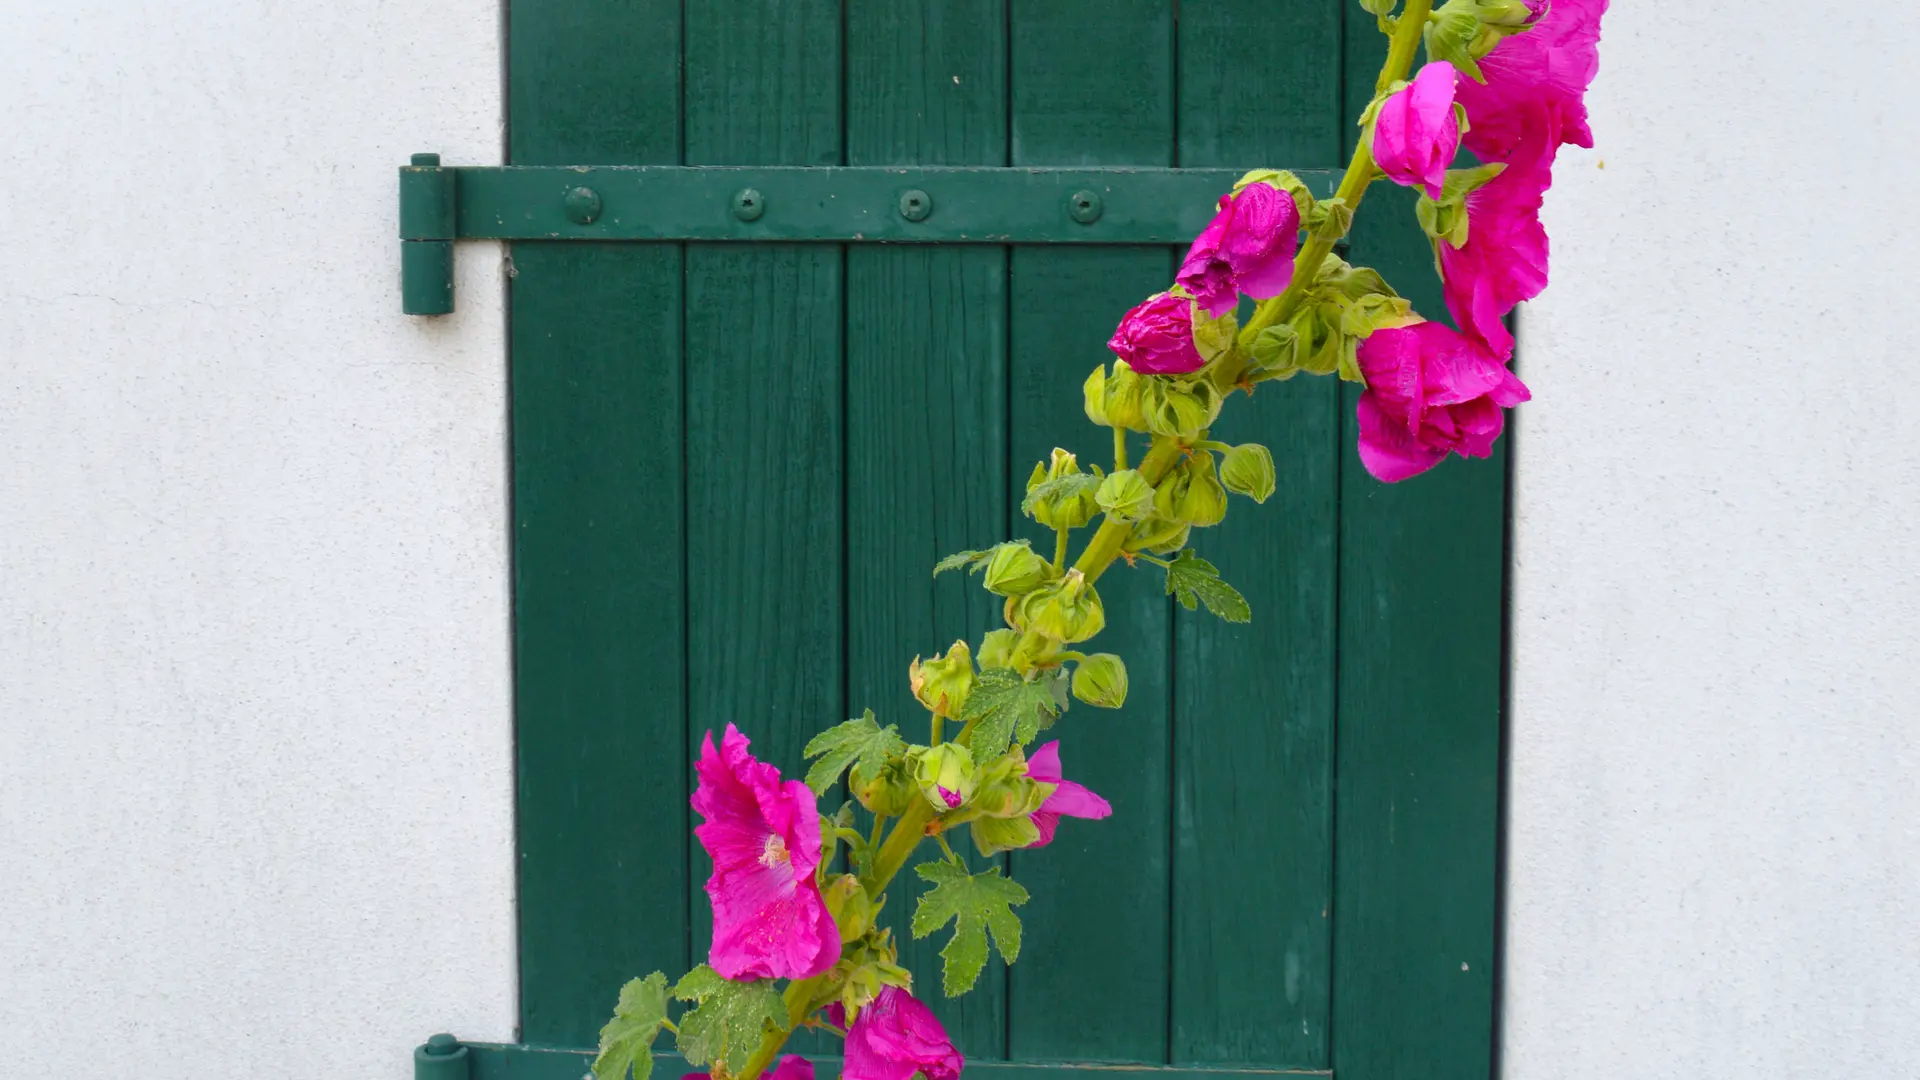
1026,449,1101,530
1220,443,1277,504
1071,653,1129,709
909,641,976,716
982,542,1051,597
1095,469,1156,522
851,759,920,817
1012,568,1107,644
1125,515,1191,557
977,628,1020,671
822,873,876,943
913,743,977,811
1139,375,1225,441
1153,452,1229,529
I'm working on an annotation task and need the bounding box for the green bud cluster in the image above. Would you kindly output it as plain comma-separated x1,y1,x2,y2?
1425,0,1542,81
1009,568,1106,644
1025,449,1102,529
1248,256,1413,384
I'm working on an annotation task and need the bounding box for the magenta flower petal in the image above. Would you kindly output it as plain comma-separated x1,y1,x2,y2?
691,724,840,981
1175,182,1301,316
1354,322,1530,484
1437,136,1552,358
841,988,963,1080
1373,62,1461,200
769,1056,815,1080
1456,0,1609,165
1108,292,1207,376
1025,741,1113,848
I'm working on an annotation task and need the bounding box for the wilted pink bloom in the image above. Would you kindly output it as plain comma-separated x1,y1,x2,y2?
835,987,963,1080
1437,133,1552,358
685,1057,812,1080
1108,292,1208,376
1372,62,1461,200
691,724,840,981
1026,741,1112,848
1456,0,1608,165
1175,182,1301,317
1354,321,1530,483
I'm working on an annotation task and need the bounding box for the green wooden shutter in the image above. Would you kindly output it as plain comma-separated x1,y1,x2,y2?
493,3,1504,1078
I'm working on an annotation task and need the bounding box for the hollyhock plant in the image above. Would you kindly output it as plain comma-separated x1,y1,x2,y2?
835,987,964,1080
1372,61,1462,200
1026,741,1112,848
593,8,1604,1080
691,724,840,981
1175,181,1302,317
1353,321,1531,483
1455,0,1608,165
1107,292,1208,375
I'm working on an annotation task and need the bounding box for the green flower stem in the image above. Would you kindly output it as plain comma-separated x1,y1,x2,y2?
739,974,833,1080
1229,0,1433,362
1052,526,1071,574
1073,437,1185,585
1113,427,1129,472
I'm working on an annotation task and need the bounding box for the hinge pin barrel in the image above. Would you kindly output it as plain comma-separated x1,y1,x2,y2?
399,153,456,315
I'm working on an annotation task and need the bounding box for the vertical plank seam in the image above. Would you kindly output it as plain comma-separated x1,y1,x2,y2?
1488,333,1520,1080
1326,8,1355,1070
1161,248,1179,1068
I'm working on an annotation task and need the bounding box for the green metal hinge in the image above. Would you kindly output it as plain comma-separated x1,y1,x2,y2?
414,1033,470,1080
396,155,1342,315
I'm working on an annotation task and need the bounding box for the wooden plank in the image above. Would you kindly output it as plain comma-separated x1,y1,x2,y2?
506,0,686,1048
1006,9,1175,1062
681,5,844,1060
843,0,1010,1057
1169,4,1344,1067
1329,9,1505,1078
1176,0,1344,169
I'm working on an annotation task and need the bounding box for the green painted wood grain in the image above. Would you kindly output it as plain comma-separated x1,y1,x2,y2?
1168,4,1344,1066
507,0,689,1048
1329,10,1505,1078
681,4,845,1058
1007,6,1176,1061
844,0,1012,1057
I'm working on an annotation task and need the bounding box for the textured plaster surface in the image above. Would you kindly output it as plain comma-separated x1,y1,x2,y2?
1505,2,1920,1076
0,3,516,1078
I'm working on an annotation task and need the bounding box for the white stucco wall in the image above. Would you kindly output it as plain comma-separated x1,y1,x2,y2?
0,3,516,1079
1505,3,1920,1077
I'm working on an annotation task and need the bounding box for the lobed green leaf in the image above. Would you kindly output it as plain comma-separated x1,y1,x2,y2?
1164,550,1253,624
960,670,1058,759
803,709,906,796
911,862,1029,997
672,965,788,1073
593,972,670,1080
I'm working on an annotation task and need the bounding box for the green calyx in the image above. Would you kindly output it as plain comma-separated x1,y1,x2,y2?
1084,360,1149,431
1009,568,1106,644
1070,652,1129,709
982,541,1052,597
1024,449,1103,529
1415,162,1507,250
1095,469,1156,522
1152,451,1229,529
909,640,977,717
1425,0,1541,81
1139,375,1224,440
1220,443,1277,504
913,743,978,812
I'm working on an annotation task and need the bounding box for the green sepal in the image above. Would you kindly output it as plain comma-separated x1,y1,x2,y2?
931,548,993,577
671,966,787,1074
1191,304,1238,364
1095,469,1156,522
1165,550,1252,624
1219,444,1277,504
961,669,1059,759
592,972,671,1080
911,862,1030,997
1415,162,1508,250
970,814,1044,858
803,709,907,796
1358,0,1396,14
1070,652,1128,709
976,628,1020,671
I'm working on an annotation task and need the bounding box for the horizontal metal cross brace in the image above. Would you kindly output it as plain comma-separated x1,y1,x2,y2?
403,162,1340,244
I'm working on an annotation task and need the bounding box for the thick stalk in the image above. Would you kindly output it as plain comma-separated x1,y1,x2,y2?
1072,438,1184,585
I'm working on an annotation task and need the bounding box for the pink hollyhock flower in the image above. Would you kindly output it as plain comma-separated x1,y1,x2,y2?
1455,0,1608,165
1107,292,1208,376
1372,62,1461,200
1436,132,1552,358
691,724,840,981
833,987,963,1080
1174,182,1301,317
685,1057,812,1080
1353,321,1530,484
1026,741,1112,848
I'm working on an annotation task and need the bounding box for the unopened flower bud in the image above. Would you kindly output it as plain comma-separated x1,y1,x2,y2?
1083,365,1110,427
970,749,1048,819
1220,443,1277,504
1014,568,1106,644
1154,452,1229,528
1125,516,1191,557
1102,361,1149,431
1139,376,1224,440
850,759,918,817
822,873,875,943
977,628,1019,670
909,641,976,716
1071,653,1129,709
1026,448,1101,530
1096,469,1156,522
969,814,1043,858
982,542,1051,597
913,743,977,811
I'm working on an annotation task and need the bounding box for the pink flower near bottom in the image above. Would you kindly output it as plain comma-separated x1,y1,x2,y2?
1026,741,1112,848
691,724,840,981
1354,321,1530,484
686,1057,812,1080
1437,131,1552,359
833,987,963,1080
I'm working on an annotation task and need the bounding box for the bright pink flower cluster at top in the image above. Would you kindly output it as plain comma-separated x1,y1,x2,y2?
691,724,840,981
1355,0,1606,481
